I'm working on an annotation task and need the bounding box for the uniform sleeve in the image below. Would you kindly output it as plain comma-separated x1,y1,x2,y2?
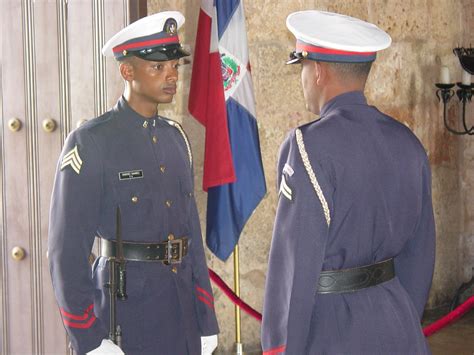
170,122,219,336
185,155,219,336
48,129,107,354
189,197,220,336
394,158,436,318
261,130,333,354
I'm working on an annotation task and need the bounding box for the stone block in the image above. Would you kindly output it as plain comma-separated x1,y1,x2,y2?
245,0,315,43
368,0,429,41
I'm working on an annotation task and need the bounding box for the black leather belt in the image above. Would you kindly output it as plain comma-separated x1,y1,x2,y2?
317,258,394,294
100,237,189,264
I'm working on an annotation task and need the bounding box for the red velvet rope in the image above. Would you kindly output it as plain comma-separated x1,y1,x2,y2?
423,295,474,336
208,268,262,321
208,268,474,337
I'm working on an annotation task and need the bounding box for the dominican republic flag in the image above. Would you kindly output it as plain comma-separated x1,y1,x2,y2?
189,0,266,261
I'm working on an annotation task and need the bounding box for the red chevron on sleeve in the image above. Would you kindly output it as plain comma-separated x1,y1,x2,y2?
196,286,214,309
60,304,97,329
263,345,286,355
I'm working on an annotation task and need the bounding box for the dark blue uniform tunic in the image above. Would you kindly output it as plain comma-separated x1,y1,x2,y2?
262,91,435,354
48,97,219,354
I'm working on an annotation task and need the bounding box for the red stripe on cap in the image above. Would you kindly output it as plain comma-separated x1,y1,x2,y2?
60,304,94,321
63,315,97,329
196,286,214,302
263,345,286,354
113,36,179,53
296,42,376,57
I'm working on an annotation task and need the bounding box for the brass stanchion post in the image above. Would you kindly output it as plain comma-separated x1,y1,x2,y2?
234,244,243,355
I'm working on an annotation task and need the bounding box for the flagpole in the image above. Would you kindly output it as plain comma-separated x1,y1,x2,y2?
233,244,243,355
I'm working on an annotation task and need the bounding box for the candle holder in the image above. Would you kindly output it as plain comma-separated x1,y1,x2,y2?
435,82,474,135
435,47,474,135
453,47,474,74
456,83,473,135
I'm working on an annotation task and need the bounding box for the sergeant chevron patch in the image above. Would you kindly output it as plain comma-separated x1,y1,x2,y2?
60,145,83,175
283,163,294,177
279,174,293,201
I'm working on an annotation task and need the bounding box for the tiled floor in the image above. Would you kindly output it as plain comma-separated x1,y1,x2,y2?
426,309,474,355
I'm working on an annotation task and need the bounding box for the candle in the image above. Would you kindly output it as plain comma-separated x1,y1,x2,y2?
440,66,450,84
462,69,472,86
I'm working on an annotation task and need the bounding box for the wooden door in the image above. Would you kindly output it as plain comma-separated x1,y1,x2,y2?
0,1,145,353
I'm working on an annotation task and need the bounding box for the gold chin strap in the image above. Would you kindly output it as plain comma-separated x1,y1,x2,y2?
295,128,331,226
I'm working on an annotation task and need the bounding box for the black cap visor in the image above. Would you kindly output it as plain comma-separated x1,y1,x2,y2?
131,43,190,62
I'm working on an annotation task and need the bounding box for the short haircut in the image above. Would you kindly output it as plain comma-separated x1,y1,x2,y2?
117,55,137,66
326,61,373,80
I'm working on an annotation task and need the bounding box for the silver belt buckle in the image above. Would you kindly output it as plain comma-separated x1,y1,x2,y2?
165,239,183,265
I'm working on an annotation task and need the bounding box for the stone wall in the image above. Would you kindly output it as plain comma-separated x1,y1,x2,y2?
148,0,472,352
460,0,474,285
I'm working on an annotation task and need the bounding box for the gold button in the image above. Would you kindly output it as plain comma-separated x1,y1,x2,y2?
302,50,308,58
160,165,166,173
131,196,138,203
143,121,148,128
168,234,175,241
171,267,178,274
123,50,128,56
165,200,172,208
152,136,158,144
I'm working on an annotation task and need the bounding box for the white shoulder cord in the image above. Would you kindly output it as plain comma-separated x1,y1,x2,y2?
165,119,193,167
295,128,331,227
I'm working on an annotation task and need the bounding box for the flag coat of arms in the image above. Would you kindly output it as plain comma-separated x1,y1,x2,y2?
189,0,266,261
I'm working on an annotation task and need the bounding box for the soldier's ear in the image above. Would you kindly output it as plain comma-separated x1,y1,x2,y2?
315,61,332,86
314,61,323,86
119,60,135,82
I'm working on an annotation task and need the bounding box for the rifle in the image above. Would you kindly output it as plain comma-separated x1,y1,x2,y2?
106,206,128,348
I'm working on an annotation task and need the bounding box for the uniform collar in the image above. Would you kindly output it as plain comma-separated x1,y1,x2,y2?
114,96,159,129
320,91,367,117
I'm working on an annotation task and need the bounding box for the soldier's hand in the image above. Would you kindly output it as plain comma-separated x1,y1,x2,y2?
201,334,218,355
86,339,125,355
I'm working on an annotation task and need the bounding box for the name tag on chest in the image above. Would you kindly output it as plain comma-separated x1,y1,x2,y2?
119,170,144,180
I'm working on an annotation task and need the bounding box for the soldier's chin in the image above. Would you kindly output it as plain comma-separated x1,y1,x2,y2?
158,94,174,104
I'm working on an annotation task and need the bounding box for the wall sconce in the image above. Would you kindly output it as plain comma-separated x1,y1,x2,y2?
435,47,474,135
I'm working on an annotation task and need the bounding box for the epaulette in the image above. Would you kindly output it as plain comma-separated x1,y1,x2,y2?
162,118,193,167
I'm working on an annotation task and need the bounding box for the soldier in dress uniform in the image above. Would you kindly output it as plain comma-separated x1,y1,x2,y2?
48,11,219,355
262,11,435,354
